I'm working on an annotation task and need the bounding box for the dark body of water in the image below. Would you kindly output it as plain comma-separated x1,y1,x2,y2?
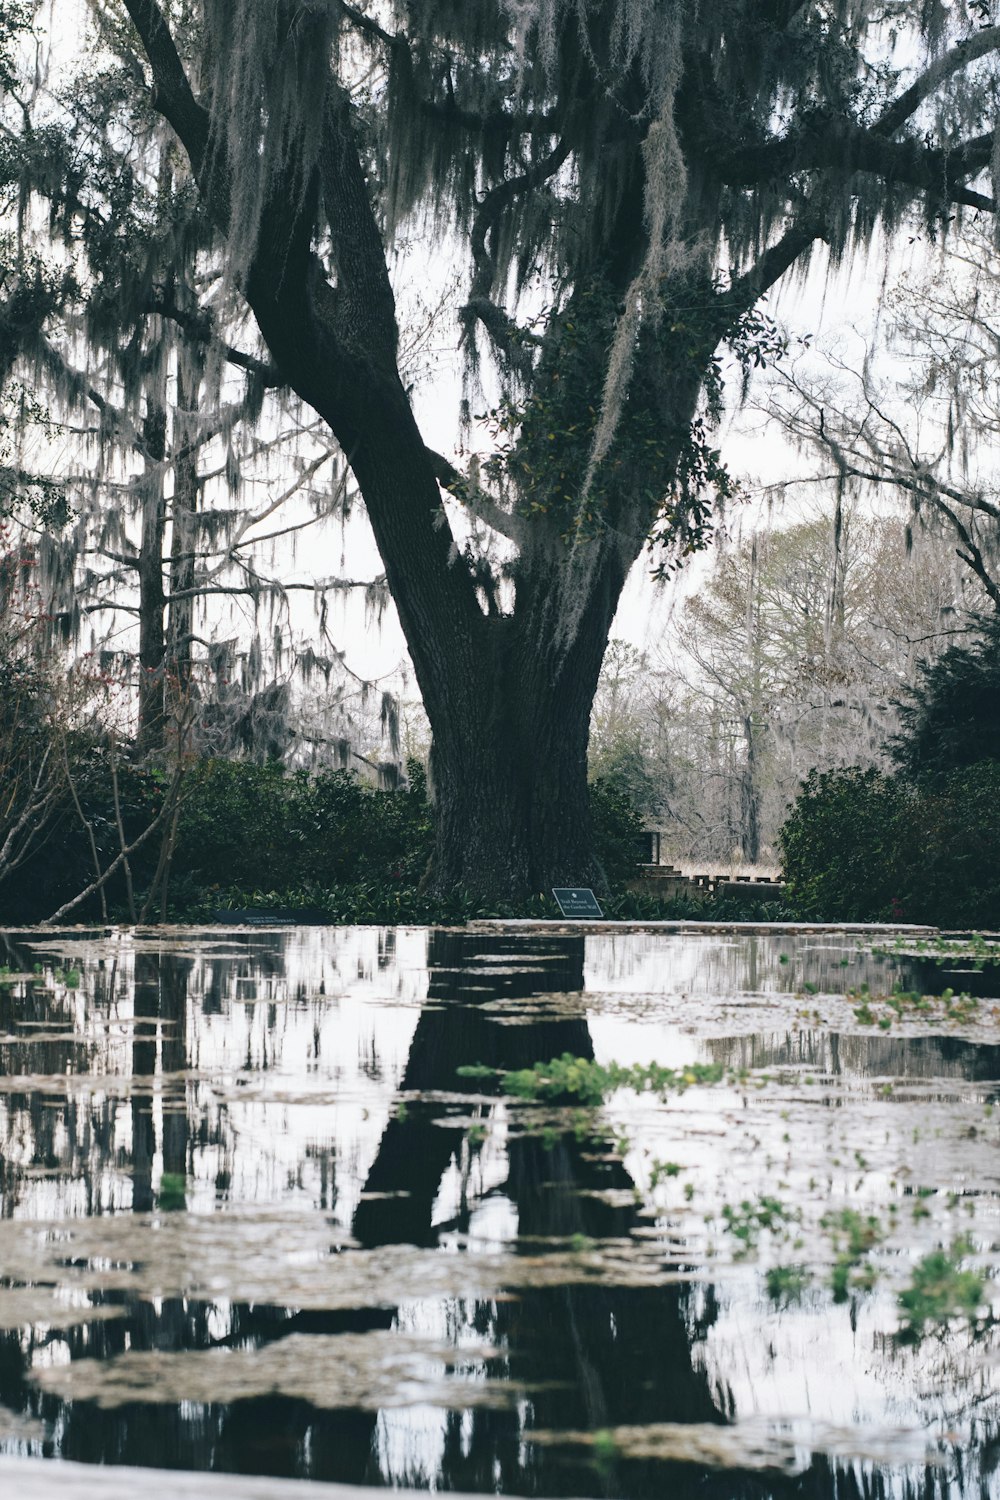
0,924,997,1497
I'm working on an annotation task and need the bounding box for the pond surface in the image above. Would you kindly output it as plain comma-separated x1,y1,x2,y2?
0,923,998,1497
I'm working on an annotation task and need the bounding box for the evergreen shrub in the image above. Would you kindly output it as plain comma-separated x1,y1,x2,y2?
903,762,1000,928
589,772,646,885
779,767,913,921
892,619,1000,785
778,762,1000,926
171,758,434,896
2,751,651,923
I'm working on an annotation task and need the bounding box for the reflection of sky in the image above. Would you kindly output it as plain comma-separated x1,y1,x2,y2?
580,935,1000,1488
1,927,431,1227
1,926,999,1493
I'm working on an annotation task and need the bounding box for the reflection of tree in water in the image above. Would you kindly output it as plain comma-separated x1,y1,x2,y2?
0,929,995,1497
0,931,723,1492
0,938,107,1218
353,930,727,1497
710,1028,1000,1084
0,946,215,1470
0,931,306,1223
586,932,909,1003
0,938,348,1479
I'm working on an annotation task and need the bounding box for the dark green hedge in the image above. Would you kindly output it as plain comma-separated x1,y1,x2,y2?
779,761,1000,927
1,754,647,924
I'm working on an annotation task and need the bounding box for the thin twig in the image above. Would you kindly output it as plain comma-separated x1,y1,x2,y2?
45,785,174,922
61,739,108,922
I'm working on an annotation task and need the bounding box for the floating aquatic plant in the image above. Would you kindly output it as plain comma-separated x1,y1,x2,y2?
898,1239,988,1339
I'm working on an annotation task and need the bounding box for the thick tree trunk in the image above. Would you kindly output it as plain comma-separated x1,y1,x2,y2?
428,688,599,899
246,333,697,899
166,361,199,710
245,313,685,900
119,0,841,906
136,401,167,758
120,20,707,900
428,543,628,899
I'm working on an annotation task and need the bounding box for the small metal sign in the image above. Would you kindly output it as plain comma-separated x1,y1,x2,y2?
552,887,604,919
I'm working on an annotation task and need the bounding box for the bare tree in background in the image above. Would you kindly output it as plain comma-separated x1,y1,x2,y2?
592,515,981,864
763,221,1000,613
0,27,409,772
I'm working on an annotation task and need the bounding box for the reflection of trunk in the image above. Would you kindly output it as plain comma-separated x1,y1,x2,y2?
159,952,189,1183
130,954,157,1213
0,931,955,1495
354,931,591,1247
131,952,190,1206
355,930,727,1499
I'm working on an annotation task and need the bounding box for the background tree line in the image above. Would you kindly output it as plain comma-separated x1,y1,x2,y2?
587,215,1000,923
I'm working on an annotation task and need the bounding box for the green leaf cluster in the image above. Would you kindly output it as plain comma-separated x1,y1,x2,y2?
459,1052,726,1107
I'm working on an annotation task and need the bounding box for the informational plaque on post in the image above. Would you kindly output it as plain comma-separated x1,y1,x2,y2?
551,887,604,919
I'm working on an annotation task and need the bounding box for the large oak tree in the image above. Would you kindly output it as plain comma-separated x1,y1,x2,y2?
84,0,1000,898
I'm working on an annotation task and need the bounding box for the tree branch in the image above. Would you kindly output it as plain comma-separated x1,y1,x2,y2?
46,765,180,923
463,139,571,379
425,447,527,546
0,744,58,878
724,216,829,317
145,288,285,386
317,89,400,363
166,578,381,602
118,0,211,178
874,26,1000,138
332,0,405,52
717,119,995,211
125,0,504,696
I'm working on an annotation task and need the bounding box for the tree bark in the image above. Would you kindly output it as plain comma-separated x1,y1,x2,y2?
740,711,762,866
167,357,199,707
427,632,606,898
137,399,167,758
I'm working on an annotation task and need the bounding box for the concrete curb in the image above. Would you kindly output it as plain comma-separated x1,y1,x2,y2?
0,1457,548,1500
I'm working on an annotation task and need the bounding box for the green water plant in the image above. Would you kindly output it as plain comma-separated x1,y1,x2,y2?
871,933,1000,968
722,1195,798,1256
822,1208,886,1302
766,1264,812,1306
457,1054,727,1107
157,1172,187,1212
850,983,980,1029
649,1159,683,1187
898,1239,987,1338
